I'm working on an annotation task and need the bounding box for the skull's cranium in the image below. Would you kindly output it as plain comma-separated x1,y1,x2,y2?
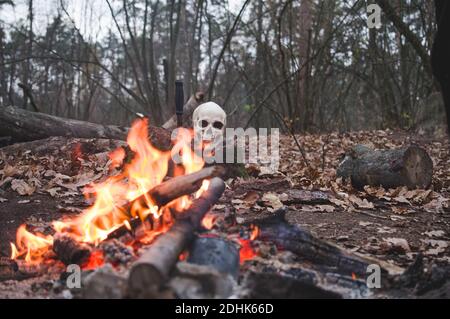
192,102,226,141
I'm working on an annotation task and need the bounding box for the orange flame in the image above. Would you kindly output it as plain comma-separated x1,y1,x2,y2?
10,225,53,264
201,213,217,230
10,118,206,265
250,225,260,241
108,147,126,169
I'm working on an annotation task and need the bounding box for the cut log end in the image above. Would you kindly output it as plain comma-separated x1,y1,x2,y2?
337,144,433,190
402,146,433,189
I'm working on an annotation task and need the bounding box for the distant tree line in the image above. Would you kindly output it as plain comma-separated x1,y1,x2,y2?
0,0,445,133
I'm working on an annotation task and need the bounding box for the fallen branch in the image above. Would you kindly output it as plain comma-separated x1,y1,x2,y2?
257,212,403,278
0,106,172,150
127,177,225,298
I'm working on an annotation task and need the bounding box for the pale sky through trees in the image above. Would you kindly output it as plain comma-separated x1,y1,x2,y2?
0,0,244,41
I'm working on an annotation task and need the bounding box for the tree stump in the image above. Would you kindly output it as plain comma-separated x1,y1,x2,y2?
337,144,433,189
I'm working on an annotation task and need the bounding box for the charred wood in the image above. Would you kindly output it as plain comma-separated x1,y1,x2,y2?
0,257,19,281
53,234,92,265
127,177,225,298
257,213,403,278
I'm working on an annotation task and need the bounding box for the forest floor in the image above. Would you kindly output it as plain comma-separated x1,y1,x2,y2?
0,129,449,298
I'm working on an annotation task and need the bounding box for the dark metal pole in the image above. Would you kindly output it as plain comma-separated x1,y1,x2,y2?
175,81,184,127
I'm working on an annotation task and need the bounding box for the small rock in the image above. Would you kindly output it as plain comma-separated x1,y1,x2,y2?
81,264,127,299
168,262,237,299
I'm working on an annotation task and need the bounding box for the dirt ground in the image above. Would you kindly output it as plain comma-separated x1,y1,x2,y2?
0,130,449,298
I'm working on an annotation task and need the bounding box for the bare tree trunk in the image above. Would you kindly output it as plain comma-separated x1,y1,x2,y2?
432,0,450,133
0,26,8,104
167,0,182,120
297,0,313,131
207,0,251,100
148,0,163,122
22,0,33,110
375,0,433,78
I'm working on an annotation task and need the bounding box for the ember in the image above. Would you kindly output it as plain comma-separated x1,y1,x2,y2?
239,225,260,264
82,251,105,271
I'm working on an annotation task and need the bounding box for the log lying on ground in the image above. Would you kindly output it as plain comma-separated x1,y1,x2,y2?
241,271,342,299
258,212,404,278
336,144,433,189
127,177,225,298
0,106,172,150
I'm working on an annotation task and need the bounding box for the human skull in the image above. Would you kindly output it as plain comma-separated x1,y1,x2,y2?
192,102,226,141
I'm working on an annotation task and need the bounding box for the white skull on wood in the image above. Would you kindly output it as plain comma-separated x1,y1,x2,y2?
192,102,226,141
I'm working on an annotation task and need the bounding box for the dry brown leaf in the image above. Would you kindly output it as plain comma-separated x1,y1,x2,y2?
261,192,284,212
383,238,411,252
423,230,446,238
421,239,449,255
242,191,260,206
391,206,412,215
349,195,375,209
393,195,411,205
46,187,61,197
11,179,35,196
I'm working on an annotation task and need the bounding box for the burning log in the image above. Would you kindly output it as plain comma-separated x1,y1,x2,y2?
106,166,225,240
146,165,225,208
337,144,433,189
0,257,19,281
53,234,92,265
127,177,225,298
0,106,172,149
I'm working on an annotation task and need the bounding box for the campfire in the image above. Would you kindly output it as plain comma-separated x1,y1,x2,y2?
7,118,232,288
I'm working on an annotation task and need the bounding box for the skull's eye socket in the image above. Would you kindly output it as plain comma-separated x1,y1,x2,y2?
201,120,209,128
213,121,224,130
